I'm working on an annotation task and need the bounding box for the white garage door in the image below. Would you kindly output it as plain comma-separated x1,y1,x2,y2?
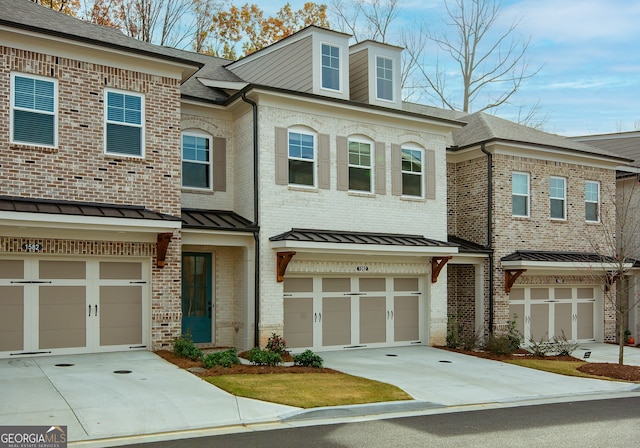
284,276,423,350
509,286,598,342
0,257,149,358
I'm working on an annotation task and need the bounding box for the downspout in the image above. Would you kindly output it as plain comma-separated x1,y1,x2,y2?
241,91,260,348
480,143,494,335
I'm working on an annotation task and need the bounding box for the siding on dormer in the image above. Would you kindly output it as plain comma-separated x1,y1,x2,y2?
349,48,369,103
229,36,314,93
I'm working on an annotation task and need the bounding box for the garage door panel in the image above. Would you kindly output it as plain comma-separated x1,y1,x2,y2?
284,297,313,348
0,286,24,351
509,303,524,337
99,286,142,346
39,286,86,349
394,296,419,342
530,303,549,341
554,303,572,339
577,302,595,340
100,262,142,280
39,261,86,279
322,297,351,346
0,260,23,279
359,296,386,344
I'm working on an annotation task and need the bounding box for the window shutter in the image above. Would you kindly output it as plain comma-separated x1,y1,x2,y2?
391,144,402,196
212,137,227,192
375,141,386,195
336,136,348,191
426,148,436,199
275,127,288,185
318,133,330,189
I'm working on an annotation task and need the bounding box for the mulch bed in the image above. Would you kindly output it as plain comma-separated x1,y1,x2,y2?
155,350,340,377
438,346,640,382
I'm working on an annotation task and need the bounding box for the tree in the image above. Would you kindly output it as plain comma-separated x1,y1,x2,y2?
329,0,399,43
588,176,640,365
30,0,80,14
404,0,539,114
206,2,329,59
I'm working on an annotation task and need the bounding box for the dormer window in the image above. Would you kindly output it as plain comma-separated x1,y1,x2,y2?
376,56,393,101
321,43,340,91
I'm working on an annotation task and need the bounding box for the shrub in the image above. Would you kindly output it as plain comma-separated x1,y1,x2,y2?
293,349,324,368
461,327,484,351
551,330,579,356
446,316,462,348
265,333,288,356
528,335,554,357
246,347,283,366
201,349,240,368
485,315,522,355
173,334,203,361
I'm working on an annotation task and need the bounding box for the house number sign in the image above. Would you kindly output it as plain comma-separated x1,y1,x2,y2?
22,243,42,252
356,265,369,271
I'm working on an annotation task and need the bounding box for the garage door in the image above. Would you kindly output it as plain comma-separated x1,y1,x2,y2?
283,276,422,350
509,286,598,342
0,258,149,358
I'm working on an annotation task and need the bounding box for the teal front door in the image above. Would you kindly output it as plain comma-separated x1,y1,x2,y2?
182,253,212,343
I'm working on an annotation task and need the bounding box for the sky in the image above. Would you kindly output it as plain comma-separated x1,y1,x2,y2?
255,0,640,137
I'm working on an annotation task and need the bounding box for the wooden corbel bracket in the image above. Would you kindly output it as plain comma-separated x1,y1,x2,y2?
276,251,296,282
156,232,173,268
431,256,452,283
504,269,526,293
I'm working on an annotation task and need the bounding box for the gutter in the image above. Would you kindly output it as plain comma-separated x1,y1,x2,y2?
480,143,494,335
241,92,261,348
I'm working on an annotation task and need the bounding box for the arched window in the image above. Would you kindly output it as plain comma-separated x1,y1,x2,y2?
182,130,212,189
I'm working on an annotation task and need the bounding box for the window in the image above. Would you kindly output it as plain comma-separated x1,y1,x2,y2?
376,56,393,101
512,172,529,217
182,132,211,189
550,176,566,220
348,140,372,192
585,181,600,222
11,73,57,146
105,89,144,157
321,43,340,91
401,147,423,197
289,131,315,186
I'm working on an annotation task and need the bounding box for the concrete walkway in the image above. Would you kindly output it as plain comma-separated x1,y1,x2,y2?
0,344,638,446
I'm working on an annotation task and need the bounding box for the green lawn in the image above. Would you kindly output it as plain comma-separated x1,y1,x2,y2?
505,359,601,379
206,372,412,408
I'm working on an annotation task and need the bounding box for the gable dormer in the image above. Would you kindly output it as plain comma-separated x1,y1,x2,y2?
349,40,403,109
226,26,351,100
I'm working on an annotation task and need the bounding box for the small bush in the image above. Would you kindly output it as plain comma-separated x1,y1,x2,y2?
485,334,519,355
528,335,554,357
293,349,324,368
552,330,579,356
265,333,288,356
446,316,462,348
202,349,240,368
461,327,484,351
246,347,283,366
173,334,203,361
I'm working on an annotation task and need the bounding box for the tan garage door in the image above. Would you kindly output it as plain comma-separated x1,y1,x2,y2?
509,286,597,342
284,276,422,350
0,258,148,358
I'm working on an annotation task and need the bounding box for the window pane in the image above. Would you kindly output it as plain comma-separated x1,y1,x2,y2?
321,44,340,90
402,149,422,173
550,198,565,219
376,57,393,100
348,141,371,167
402,173,421,196
289,132,314,160
108,92,141,125
289,159,314,186
13,110,54,145
512,173,528,195
182,161,209,189
14,76,55,113
183,135,210,162
586,202,598,222
586,182,599,201
513,195,528,216
550,178,565,199
349,166,371,191
106,123,141,156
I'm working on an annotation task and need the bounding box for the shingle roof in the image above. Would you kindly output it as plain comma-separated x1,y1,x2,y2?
181,209,257,232
0,196,181,221
1,0,202,69
270,228,456,247
451,112,632,162
501,250,616,264
572,131,640,167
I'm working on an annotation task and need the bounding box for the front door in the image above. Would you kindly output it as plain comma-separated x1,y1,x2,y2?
182,253,212,343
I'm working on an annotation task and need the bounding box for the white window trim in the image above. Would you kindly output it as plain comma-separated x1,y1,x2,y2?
181,129,213,191
401,144,425,198
104,87,145,158
512,172,530,218
550,176,567,221
375,55,395,103
288,128,317,189
348,137,374,193
10,72,58,148
320,42,342,93
585,180,600,223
